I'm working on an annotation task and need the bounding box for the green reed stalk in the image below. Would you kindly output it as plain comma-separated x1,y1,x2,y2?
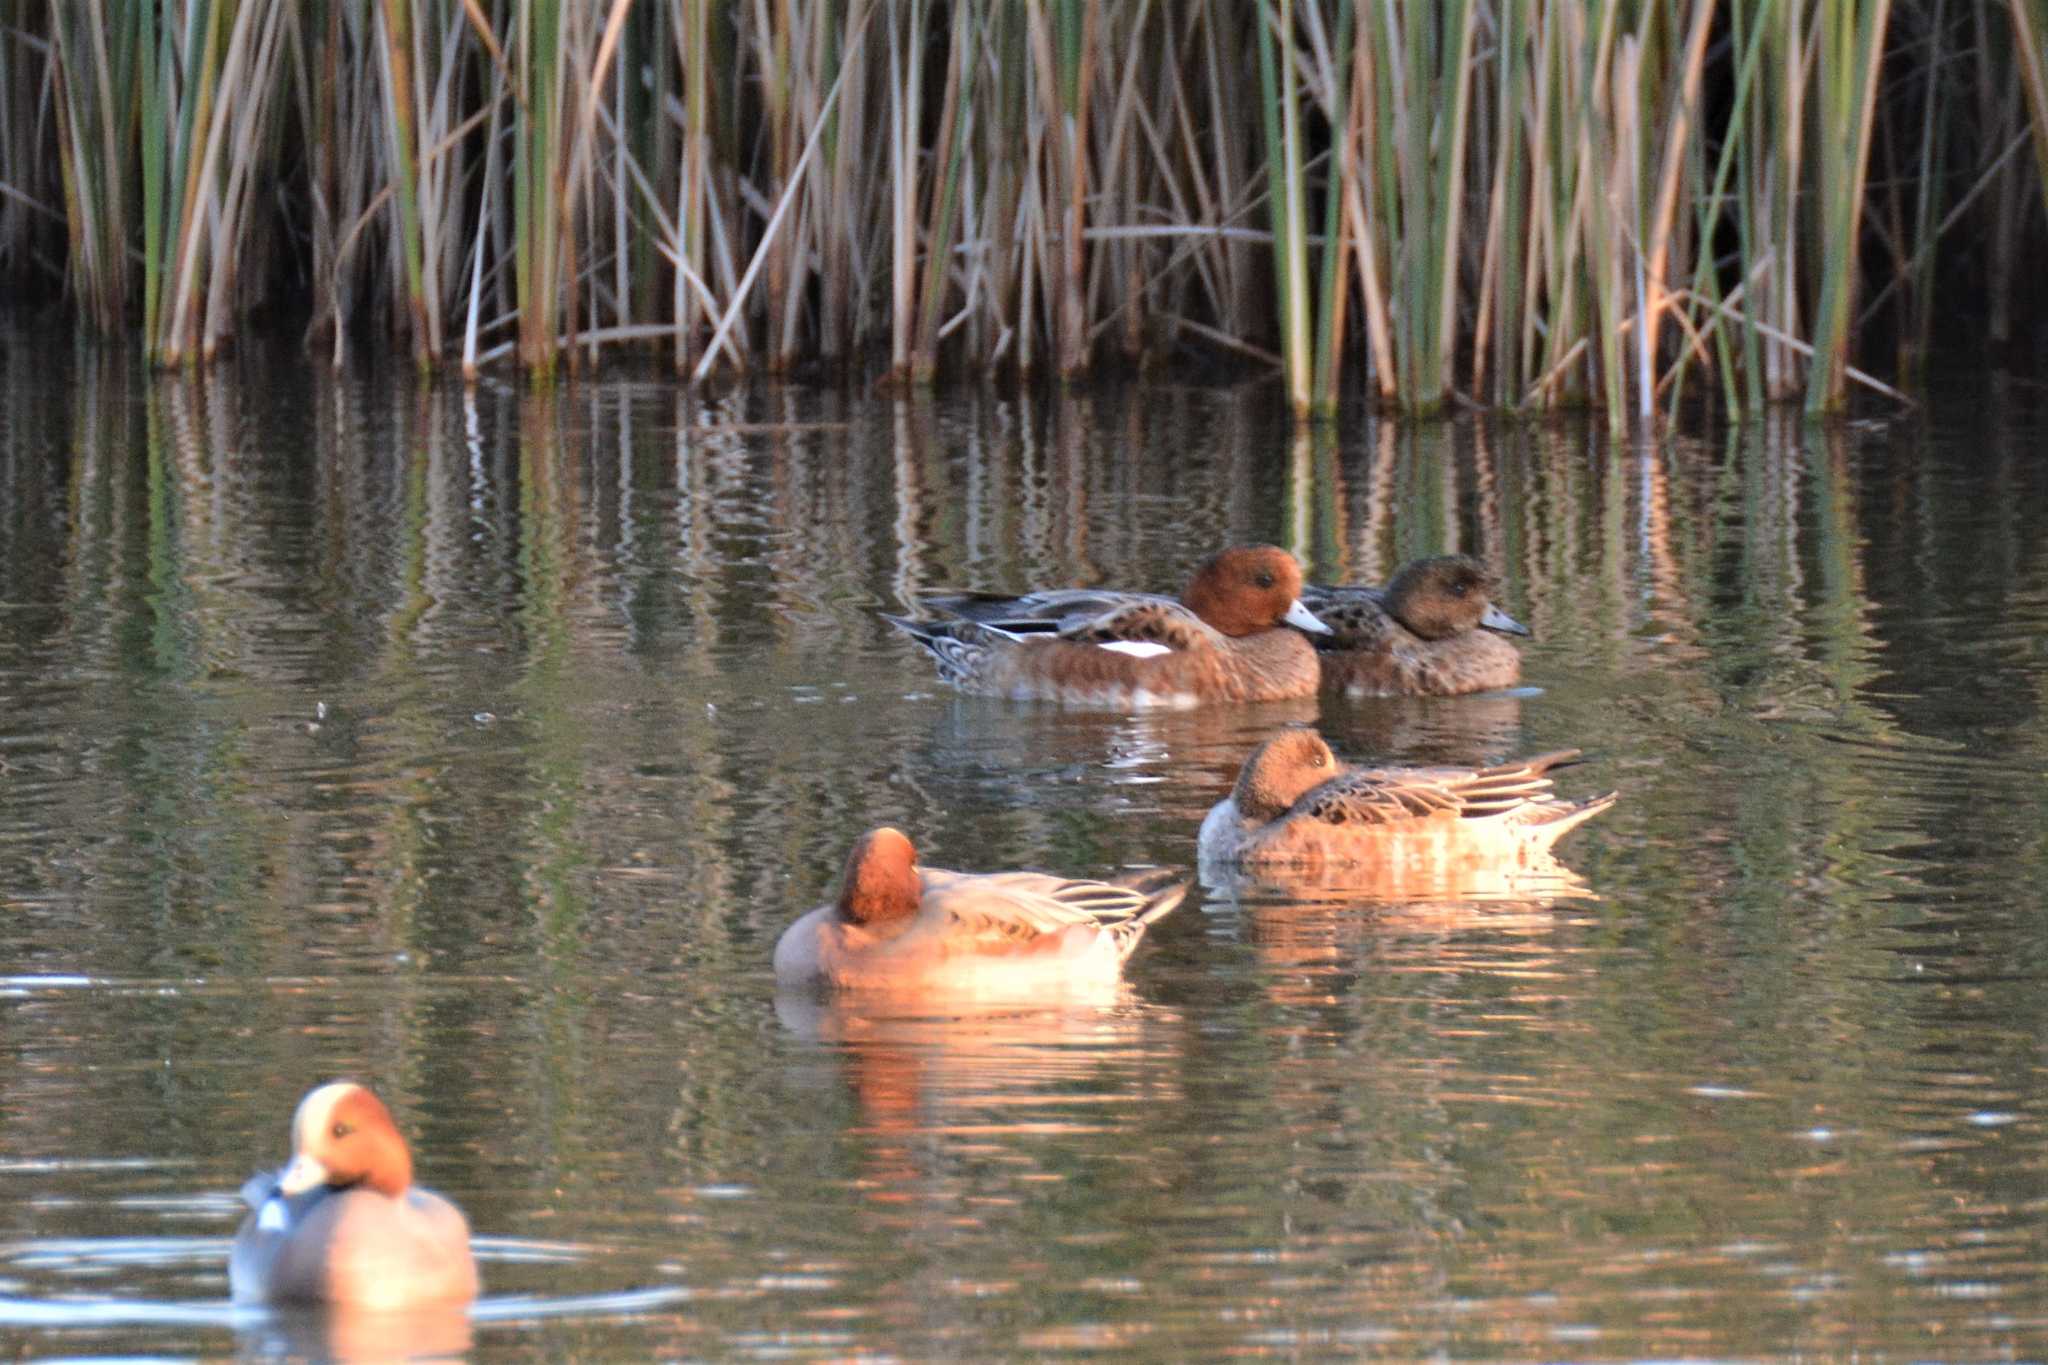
670,0,711,372
885,0,922,381
1668,0,1771,418
1100,4,1157,366
814,0,856,364
48,0,134,333
1363,1,1409,404
1364,0,1476,412
1475,0,1529,407
1524,0,1589,408
2008,0,2048,242
1336,25,1395,404
910,2,976,384
746,0,797,369
1425,0,1475,411
1763,0,1806,401
772,0,820,368
1636,0,1714,423
1806,0,1892,413
1580,8,1628,428
137,2,166,348
1256,0,1311,416
969,1,1026,371
377,0,431,368
515,0,564,377
202,0,290,360
158,0,229,367
1036,0,1095,378
1735,0,1778,408
1310,0,1356,415
1904,3,1951,371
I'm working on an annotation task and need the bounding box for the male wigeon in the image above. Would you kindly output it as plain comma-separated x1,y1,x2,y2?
774,826,1186,995
1304,555,1528,696
230,1081,479,1310
884,545,1332,706
1199,728,1614,874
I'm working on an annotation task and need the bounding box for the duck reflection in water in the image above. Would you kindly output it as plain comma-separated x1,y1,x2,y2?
234,1300,473,1362
775,993,1182,1220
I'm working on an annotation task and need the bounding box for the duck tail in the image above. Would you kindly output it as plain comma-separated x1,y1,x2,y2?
1533,789,1619,847
878,611,1002,686
1109,869,1188,959
1514,748,1586,778
878,610,941,647
1451,749,1585,815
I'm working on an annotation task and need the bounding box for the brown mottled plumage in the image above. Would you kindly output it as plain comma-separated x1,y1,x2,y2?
1305,555,1528,697
884,546,1331,706
775,826,1186,995
1199,728,1614,877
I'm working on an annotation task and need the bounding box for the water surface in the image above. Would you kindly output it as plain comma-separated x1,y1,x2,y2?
3,339,2048,1358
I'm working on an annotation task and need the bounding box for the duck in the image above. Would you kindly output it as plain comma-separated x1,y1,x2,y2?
774,826,1186,996
884,544,1331,706
229,1081,479,1310
1198,728,1615,875
1304,555,1528,697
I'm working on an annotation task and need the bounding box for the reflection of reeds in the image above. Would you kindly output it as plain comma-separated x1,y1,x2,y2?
8,4,2044,412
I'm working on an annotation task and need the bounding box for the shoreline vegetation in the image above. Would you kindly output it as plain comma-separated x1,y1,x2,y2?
1,2,2041,422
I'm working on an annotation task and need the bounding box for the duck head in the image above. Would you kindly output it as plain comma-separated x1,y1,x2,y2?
279,1082,414,1200
1384,556,1528,640
1181,545,1330,639
1232,728,1341,822
836,826,922,927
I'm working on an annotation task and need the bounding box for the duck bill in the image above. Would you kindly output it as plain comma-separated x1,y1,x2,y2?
1481,604,1531,637
1282,600,1332,635
276,1153,332,1196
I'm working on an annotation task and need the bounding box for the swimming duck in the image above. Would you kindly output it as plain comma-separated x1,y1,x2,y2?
1199,728,1614,874
1304,555,1527,697
774,826,1185,995
230,1081,478,1310
885,545,1331,706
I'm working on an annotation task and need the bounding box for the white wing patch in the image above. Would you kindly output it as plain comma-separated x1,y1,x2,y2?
1097,640,1173,658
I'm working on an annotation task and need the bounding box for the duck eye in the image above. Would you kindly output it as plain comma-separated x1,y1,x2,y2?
1254,570,1275,589
331,1121,353,1139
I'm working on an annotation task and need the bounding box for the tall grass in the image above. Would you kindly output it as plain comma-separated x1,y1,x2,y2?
2009,0,2048,335
2,1,2041,417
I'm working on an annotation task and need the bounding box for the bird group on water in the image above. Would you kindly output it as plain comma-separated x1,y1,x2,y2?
231,543,1612,1315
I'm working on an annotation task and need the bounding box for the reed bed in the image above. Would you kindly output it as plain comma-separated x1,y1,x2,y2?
1,1,2041,420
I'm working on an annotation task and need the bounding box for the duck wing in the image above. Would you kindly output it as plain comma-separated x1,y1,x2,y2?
919,869,1180,944
1295,750,1585,827
1298,584,1398,649
912,589,1219,652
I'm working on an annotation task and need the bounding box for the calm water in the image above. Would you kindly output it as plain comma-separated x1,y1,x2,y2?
3,334,2048,1360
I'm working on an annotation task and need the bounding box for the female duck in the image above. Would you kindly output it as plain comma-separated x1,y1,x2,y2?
885,545,1330,706
1304,555,1528,696
775,827,1184,996
1199,728,1614,874
230,1081,478,1310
